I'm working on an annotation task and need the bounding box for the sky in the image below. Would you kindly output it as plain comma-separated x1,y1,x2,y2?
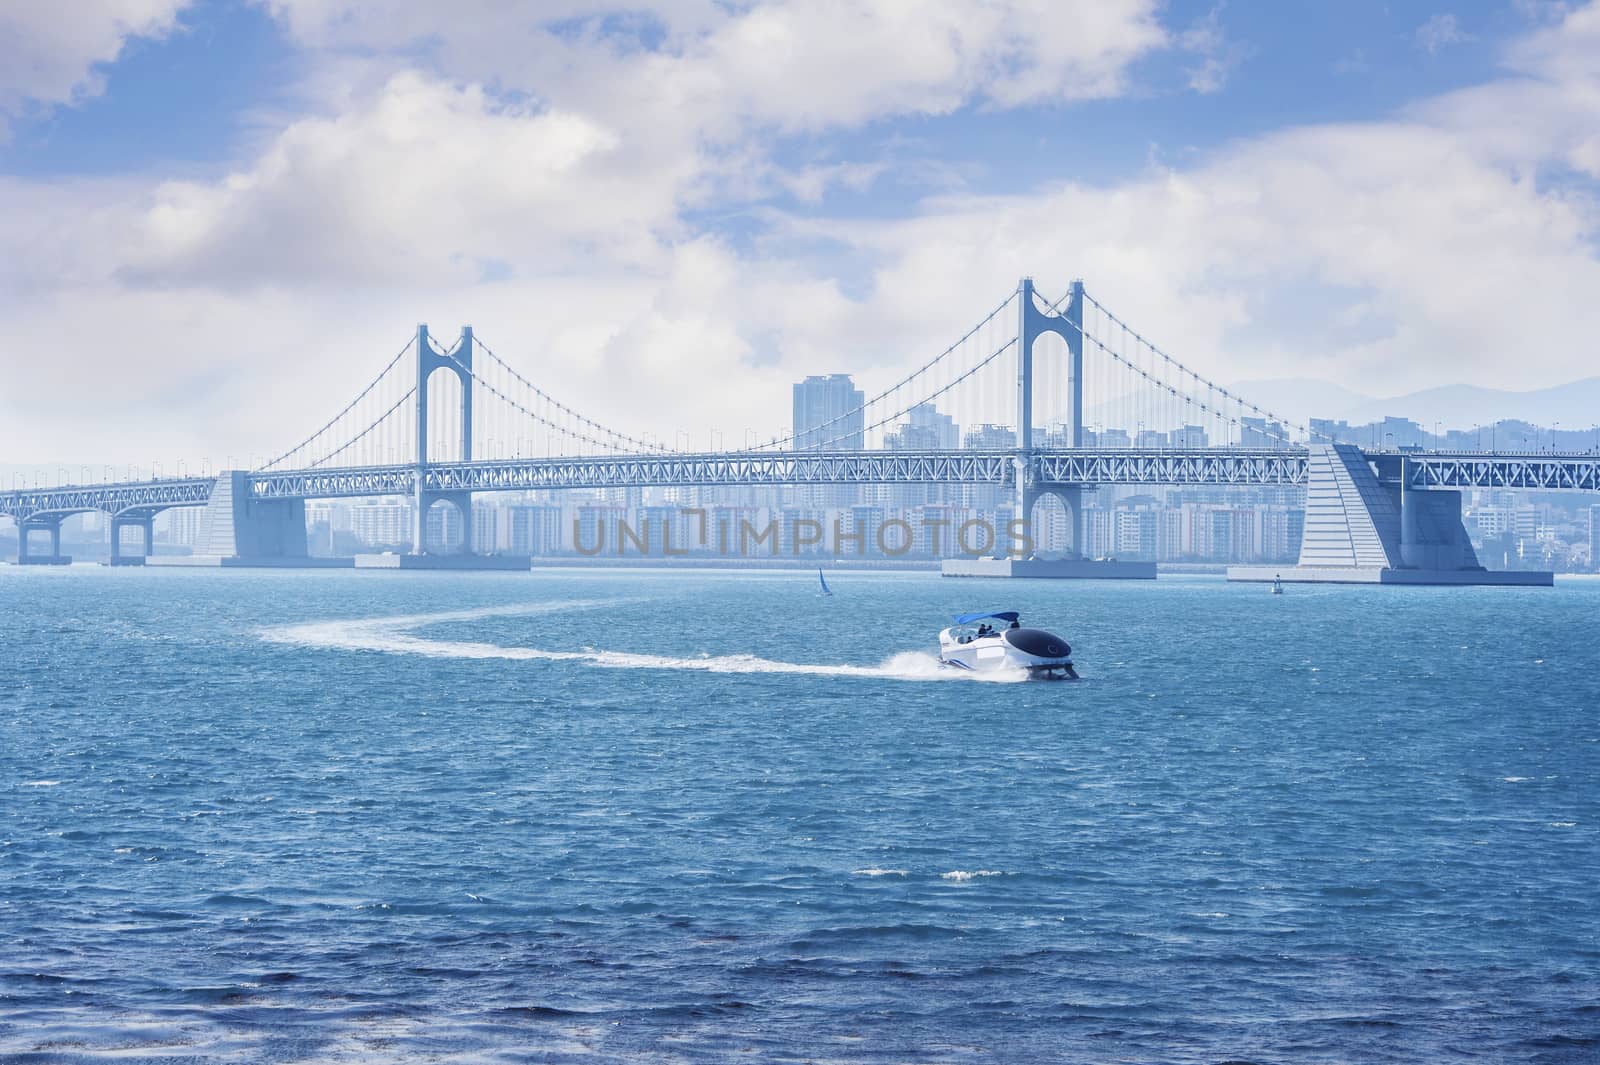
2,0,1599,467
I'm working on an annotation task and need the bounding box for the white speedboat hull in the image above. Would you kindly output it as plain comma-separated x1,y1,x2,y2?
938,626,1077,679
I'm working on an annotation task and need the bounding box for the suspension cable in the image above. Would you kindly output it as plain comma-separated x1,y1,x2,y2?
755,290,1020,451
304,387,418,469
794,336,1020,452
1059,289,1322,442
449,336,667,453
434,350,646,455
1052,309,1293,445
257,335,417,470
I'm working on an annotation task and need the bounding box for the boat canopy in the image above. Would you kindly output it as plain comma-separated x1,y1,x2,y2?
952,611,1020,625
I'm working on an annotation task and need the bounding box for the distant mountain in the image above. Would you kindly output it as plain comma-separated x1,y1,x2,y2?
1224,379,1375,425
1230,376,1600,431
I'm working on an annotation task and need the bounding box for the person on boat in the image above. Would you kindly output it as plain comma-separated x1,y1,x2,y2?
976,623,992,637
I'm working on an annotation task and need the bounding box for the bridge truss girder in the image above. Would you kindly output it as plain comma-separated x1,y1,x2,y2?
1032,449,1307,487
247,449,1313,500
8,451,1600,522
1402,454,1600,492
0,479,214,523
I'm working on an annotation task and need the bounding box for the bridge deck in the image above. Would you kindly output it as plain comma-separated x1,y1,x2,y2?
5,449,1600,521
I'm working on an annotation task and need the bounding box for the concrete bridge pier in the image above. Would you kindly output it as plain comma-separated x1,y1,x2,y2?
109,514,156,566
17,517,70,564
1230,444,1551,586
145,472,309,567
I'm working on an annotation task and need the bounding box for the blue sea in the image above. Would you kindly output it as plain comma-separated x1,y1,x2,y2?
1,566,1597,1063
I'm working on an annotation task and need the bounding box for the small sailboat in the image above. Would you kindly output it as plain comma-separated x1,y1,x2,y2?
817,567,833,597
1272,574,1284,595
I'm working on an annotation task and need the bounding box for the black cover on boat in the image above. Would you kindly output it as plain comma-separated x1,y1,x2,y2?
1003,628,1071,660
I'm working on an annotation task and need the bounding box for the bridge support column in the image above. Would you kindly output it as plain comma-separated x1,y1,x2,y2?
18,518,70,565
110,515,155,566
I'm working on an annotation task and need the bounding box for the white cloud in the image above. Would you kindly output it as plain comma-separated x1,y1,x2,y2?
1416,13,1470,54
120,72,680,287
832,117,1600,396
262,0,1171,127
7,1,1600,466
1178,6,1246,95
0,0,191,133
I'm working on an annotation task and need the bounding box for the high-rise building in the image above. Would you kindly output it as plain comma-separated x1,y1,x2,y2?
1115,509,1157,559
1084,507,1116,560
960,424,1016,512
1156,508,1186,561
1240,417,1290,448
1032,496,1072,555
904,403,959,449
793,374,865,450
165,507,202,547
793,373,865,508
350,500,413,549
472,503,498,554
886,403,960,508
497,505,564,555
425,504,464,552
1309,418,1353,443
1258,506,1302,562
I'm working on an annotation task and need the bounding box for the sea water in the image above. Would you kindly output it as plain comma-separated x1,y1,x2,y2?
1,566,1596,1063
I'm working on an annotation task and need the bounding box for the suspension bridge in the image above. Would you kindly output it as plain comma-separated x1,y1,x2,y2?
4,278,1597,583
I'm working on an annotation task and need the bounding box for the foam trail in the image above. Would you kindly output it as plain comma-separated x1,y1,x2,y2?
261,605,1026,684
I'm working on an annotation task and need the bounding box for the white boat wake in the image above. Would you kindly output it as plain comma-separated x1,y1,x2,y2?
260,603,1027,683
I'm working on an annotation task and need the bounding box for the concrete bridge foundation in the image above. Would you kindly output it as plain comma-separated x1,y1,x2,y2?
1230,444,1552,586
183,471,308,563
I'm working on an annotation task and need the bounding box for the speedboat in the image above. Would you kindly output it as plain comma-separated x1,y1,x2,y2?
938,611,1078,680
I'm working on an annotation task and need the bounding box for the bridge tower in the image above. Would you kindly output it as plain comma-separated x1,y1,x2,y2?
413,324,475,555
1016,277,1086,557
